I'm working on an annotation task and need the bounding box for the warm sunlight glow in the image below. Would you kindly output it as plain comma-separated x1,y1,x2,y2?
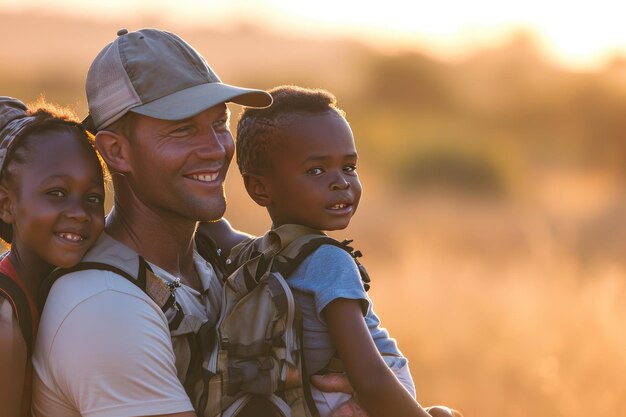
4,0,626,70
5,2,626,417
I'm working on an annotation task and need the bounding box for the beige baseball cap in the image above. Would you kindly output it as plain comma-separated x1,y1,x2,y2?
84,28,272,132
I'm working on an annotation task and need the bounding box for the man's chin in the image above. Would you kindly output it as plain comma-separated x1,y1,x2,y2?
198,203,227,223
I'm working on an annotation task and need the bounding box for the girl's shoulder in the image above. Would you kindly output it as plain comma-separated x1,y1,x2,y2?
0,294,26,345
0,262,35,356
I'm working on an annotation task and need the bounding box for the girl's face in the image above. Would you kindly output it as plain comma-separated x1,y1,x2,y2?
5,127,105,268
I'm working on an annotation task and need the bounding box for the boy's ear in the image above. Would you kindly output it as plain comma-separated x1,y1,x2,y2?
95,130,132,173
243,173,272,207
0,185,14,224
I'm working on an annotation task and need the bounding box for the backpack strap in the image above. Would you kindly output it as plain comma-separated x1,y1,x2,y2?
35,234,222,337
195,231,227,281
336,239,371,292
37,258,184,330
229,224,371,290
0,272,34,357
273,236,371,291
293,305,321,417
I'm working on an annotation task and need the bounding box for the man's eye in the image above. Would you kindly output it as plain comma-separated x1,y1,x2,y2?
344,165,357,173
170,126,195,137
307,168,324,175
213,118,230,130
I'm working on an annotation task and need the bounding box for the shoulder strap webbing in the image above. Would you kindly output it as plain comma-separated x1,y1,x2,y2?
0,272,34,357
37,258,182,330
36,234,221,303
293,305,320,417
336,239,371,292
194,231,226,279
272,236,342,278
273,237,371,291
38,261,137,312
229,224,371,292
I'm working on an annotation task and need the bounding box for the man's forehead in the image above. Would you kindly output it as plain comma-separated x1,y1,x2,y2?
162,103,230,124
195,103,230,118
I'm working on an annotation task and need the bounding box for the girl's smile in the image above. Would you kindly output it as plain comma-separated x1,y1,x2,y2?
5,127,105,269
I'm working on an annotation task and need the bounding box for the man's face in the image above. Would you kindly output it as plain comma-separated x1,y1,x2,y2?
262,111,362,231
125,103,235,223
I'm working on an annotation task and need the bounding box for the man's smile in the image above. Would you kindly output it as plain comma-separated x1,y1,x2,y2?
186,172,220,182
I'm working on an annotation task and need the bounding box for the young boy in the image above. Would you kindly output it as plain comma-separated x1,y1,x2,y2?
232,85,432,417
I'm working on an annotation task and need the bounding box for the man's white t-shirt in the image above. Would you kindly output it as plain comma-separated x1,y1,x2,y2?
32,233,221,417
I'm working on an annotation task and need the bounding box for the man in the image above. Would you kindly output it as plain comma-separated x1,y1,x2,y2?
31,28,273,417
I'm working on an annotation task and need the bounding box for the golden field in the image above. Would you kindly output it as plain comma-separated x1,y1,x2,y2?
4,11,626,416
225,173,626,417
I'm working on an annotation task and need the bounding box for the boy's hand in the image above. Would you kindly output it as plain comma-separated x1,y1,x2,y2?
310,373,355,395
325,401,464,417
311,373,365,417
311,373,463,417
329,399,368,417
425,405,464,417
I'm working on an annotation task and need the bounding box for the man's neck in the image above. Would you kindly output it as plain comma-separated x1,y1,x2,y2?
104,203,200,289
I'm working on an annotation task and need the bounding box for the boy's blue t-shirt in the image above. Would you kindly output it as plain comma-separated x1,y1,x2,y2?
287,243,406,377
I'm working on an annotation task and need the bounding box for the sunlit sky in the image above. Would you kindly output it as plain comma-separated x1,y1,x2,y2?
3,0,626,69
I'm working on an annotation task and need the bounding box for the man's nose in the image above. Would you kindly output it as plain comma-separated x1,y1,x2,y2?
194,128,229,160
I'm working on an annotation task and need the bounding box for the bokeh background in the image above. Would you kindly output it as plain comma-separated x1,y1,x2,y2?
3,1,626,415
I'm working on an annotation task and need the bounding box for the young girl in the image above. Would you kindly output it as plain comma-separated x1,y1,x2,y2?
0,97,106,417
203,85,445,417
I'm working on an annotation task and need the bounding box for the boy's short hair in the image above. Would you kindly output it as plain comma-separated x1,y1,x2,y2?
236,85,346,175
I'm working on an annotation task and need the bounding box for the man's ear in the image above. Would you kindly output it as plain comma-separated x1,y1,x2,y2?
243,173,272,207
0,185,14,225
95,130,132,173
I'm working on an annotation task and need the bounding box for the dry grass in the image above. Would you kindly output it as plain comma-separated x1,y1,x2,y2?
223,174,626,417
360,200,626,417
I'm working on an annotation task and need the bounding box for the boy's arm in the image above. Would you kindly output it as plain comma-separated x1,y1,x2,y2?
363,308,416,397
197,218,253,258
323,298,432,417
311,365,462,417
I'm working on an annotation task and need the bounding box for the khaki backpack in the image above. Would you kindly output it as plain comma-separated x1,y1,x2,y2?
196,224,370,417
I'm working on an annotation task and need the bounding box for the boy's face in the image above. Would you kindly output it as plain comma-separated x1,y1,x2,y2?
262,111,362,231
7,128,105,268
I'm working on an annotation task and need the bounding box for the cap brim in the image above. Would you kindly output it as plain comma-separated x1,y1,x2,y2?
129,83,272,121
